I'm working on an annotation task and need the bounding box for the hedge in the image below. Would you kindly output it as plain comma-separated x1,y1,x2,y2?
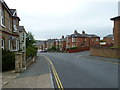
2,49,15,72
26,46,38,58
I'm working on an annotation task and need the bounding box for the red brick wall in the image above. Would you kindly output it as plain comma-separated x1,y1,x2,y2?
67,46,90,53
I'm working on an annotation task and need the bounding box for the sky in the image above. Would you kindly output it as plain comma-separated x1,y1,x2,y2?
5,0,119,40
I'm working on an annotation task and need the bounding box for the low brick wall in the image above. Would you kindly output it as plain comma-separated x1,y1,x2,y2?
67,47,90,53
90,47,120,59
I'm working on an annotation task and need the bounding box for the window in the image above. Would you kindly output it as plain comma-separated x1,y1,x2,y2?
72,45,76,47
1,16,5,27
96,39,98,41
13,25,17,32
9,39,18,51
1,39,4,49
72,38,76,42
23,33,24,41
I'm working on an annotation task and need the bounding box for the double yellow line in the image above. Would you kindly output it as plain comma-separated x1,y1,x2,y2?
43,55,64,90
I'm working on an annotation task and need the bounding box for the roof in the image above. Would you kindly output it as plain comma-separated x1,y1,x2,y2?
10,9,20,21
110,16,120,20
10,9,16,15
35,41,45,46
67,31,100,38
18,26,27,33
2,2,13,16
104,34,113,38
47,39,58,42
88,34,100,38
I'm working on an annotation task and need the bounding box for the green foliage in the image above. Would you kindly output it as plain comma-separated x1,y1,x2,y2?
26,32,38,58
70,47,78,50
100,40,104,42
110,46,120,49
26,32,36,48
47,46,57,51
2,49,15,72
26,46,38,58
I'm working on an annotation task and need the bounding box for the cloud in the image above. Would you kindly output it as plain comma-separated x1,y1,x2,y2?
5,0,118,40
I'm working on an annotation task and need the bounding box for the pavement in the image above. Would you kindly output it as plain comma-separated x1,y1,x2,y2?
39,51,118,88
2,56,54,89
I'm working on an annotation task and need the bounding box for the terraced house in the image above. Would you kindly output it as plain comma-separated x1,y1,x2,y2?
66,30,100,49
57,36,66,51
46,39,57,49
0,0,27,52
0,1,20,51
18,26,27,51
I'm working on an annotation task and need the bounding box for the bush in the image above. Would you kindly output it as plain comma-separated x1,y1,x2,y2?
47,46,57,52
110,46,120,49
26,46,38,58
2,49,15,72
70,47,78,50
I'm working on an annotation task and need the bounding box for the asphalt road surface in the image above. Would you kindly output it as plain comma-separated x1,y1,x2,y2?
38,51,118,88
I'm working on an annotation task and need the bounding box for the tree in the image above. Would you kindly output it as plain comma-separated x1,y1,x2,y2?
26,32,36,48
26,32,38,58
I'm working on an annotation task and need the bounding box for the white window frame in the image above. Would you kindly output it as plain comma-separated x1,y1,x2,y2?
1,16,5,27
1,39,4,49
72,38,76,42
9,39,18,51
9,40,11,50
13,25,17,32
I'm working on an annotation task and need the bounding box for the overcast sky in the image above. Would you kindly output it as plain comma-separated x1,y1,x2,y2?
5,0,119,40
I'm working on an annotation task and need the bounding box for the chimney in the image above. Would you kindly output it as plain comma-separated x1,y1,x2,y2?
62,36,64,39
82,31,85,34
74,30,78,34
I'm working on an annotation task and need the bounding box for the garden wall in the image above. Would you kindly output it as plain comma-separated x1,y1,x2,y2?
90,47,120,59
67,47,90,53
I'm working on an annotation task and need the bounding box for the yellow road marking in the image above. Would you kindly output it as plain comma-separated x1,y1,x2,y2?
42,55,64,90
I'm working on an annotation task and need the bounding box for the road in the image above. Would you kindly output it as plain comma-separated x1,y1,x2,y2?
38,51,118,88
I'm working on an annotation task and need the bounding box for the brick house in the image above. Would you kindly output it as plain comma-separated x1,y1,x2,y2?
0,1,20,51
66,30,100,48
46,39,57,49
103,34,114,45
57,36,66,51
110,16,120,47
35,40,44,50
